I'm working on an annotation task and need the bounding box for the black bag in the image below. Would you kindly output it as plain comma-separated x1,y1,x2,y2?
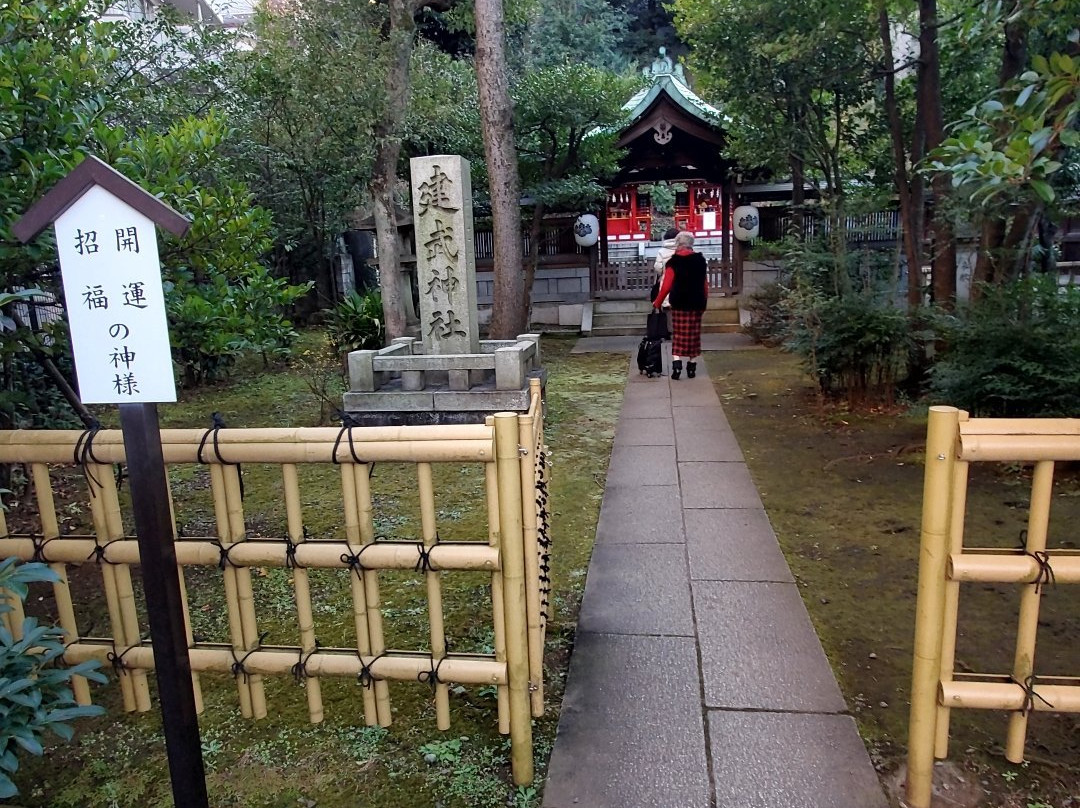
637,337,663,377
646,307,670,341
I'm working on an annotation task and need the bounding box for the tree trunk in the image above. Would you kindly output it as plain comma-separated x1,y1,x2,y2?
475,0,525,338
523,202,545,315
789,152,805,239
878,3,923,308
918,0,956,307
371,4,416,341
371,0,453,342
974,18,1029,296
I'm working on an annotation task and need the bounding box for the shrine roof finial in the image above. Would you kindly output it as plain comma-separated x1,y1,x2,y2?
643,46,685,83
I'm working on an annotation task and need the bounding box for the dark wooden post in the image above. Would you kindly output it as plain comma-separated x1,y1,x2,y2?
120,403,209,807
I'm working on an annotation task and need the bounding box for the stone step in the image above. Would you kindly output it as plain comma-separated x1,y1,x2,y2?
593,299,653,314
593,312,649,328
703,308,740,325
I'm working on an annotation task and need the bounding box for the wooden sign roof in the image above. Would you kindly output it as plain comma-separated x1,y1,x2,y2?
13,155,190,244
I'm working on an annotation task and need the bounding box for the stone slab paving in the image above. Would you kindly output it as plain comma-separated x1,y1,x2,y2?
684,508,793,583
543,344,889,808
570,332,761,354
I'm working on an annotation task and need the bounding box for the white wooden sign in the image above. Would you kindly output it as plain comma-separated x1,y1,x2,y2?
54,184,176,403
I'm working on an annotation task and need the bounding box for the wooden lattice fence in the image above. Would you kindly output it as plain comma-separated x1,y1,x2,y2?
906,408,1080,807
0,380,549,784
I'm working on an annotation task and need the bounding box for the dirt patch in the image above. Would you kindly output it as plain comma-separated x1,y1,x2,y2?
708,347,1080,808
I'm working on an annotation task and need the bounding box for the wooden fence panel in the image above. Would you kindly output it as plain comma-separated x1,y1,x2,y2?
0,383,548,786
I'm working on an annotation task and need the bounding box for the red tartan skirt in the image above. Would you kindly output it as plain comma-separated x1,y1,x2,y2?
671,310,703,357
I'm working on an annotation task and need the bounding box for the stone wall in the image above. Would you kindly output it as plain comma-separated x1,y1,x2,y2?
475,266,591,305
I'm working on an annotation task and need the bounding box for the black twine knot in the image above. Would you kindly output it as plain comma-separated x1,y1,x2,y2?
106,643,138,676
73,418,104,495
417,655,447,693
283,536,302,569
212,540,237,570
230,632,269,683
341,544,375,582
332,425,377,476
87,540,122,566
1012,673,1055,715
414,534,440,574
30,534,56,564
291,642,320,683
1025,550,1056,594
198,412,244,499
358,651,388,689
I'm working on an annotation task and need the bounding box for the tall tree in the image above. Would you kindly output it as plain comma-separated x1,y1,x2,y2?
372,0,454,341
918,0,958,305
475,0,526,337
238,2,384,308
672,0,879,270
513,64,633,307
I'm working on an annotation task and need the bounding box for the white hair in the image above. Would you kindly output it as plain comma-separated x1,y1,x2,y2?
674,231,695,248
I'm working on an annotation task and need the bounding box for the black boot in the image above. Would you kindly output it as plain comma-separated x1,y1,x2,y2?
671,359,682,380
687,361,697,379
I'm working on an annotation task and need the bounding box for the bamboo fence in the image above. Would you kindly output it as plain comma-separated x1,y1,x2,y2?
905,408,1080,808
0,379,549,786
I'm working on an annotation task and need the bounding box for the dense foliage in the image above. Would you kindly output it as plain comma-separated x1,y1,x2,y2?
325,290,386,361
932,276,1080,416
0,558,106,799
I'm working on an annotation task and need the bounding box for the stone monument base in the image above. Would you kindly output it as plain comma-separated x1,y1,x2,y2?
343,334,543,427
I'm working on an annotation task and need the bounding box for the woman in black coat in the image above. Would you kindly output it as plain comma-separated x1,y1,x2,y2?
651,231,709,380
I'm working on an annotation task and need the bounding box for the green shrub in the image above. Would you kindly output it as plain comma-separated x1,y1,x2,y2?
325,290,385,360
0,558,106,798
742,282,788,346
785,292,914,406
931,276,1080,416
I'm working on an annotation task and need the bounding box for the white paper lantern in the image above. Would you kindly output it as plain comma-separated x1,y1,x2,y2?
573,213,600,247
732,205,760,241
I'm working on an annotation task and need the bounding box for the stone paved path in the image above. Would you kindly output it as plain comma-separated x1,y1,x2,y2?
543,339,889,808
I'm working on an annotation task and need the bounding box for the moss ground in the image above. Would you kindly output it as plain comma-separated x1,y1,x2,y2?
10,333,626,808
708,347,1080,808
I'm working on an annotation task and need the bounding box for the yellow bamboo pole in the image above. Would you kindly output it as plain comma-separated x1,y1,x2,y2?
960,419,1080,435
0,507,25,640
0,438,493,465
905,406,959,808
417,462,450,730
1005,460,1055,763
282,463,324,724
494,412,533,785
0,536,500,571
85,464,136,711
518,408,544,718
339,463,377,726
353,461,391,727
63,642,506,684
163,467,203,714
30,463,91,706
96,463,152,712
959,434,1080,462
948,552,1080,583
486,456,510,735
209,463,253,717
940,679,1080,712
934,446,969,759
222,463,267,719
0,423,493,447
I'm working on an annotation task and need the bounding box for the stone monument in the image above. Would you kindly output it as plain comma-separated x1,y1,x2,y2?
343,155,543,426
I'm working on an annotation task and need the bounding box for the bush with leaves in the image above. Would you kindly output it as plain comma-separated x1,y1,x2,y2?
325,290,385,362
931,275,1080,416
780,240,918,406
742,282,788,347
0,558,106,798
